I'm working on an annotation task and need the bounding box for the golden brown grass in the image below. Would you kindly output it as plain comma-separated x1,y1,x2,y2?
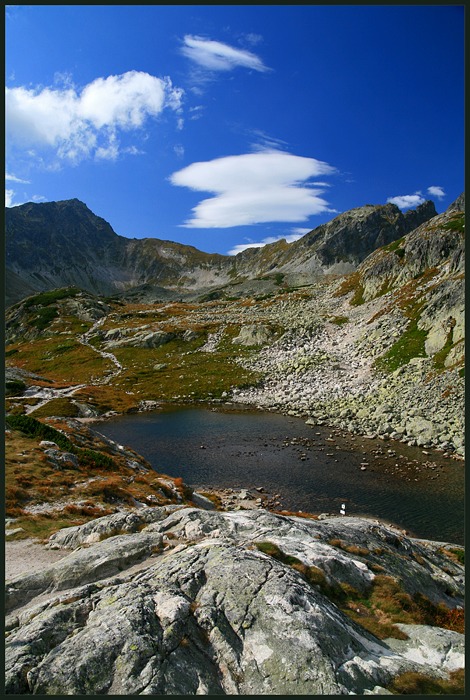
255,540,464,640
5,423,192,540
386,668,464,695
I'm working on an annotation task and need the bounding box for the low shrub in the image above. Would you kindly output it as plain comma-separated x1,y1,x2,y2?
5,379,26,396
23,287,80,309
78,449,116,470
5,414,74,451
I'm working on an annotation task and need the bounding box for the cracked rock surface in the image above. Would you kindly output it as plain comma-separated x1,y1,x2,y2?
5,506,464,695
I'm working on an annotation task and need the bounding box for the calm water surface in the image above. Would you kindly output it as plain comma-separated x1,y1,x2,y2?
96,405,464,545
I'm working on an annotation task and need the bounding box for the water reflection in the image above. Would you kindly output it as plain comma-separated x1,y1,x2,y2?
96,405,464,545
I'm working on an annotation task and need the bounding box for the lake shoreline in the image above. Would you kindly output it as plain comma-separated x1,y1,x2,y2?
94,404,464,545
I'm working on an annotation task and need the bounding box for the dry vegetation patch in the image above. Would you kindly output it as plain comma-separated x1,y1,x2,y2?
5,417,192,540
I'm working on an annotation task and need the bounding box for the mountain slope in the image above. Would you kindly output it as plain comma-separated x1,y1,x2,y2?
5,197,437,306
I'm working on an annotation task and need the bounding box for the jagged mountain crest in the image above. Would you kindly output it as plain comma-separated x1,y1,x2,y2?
5,196,441,306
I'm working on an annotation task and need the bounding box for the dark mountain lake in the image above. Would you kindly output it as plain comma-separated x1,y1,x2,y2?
95,405,464,545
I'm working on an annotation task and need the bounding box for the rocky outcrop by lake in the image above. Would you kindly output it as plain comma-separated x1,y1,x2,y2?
5,506,464,695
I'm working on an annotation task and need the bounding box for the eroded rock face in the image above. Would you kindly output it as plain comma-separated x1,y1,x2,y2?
5,507,464,695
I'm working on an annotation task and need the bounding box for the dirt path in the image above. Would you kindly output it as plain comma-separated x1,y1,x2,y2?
5,539,70,581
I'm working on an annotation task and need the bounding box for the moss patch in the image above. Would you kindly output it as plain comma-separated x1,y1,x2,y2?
374,319,428,372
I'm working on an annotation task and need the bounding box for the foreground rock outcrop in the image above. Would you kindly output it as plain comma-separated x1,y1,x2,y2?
5,507,464,695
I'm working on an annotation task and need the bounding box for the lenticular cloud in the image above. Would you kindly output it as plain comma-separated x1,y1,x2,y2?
5,71,183,163
170,151,336,228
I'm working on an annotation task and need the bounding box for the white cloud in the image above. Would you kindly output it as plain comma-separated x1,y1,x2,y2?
5,188,47,207
5,189,15,207
427,185,445,199
189,105,205,120
95,133,119,161
387,192,425,210
6,71,184,164
291,227,312,235
228,230,305,256
242,33,263,47
5,172,30,183
180,35,270,73
124,145,145,156
170,151,336,228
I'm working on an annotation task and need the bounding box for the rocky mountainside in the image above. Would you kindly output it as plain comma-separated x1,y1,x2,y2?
5,506,465,695
4,195,465,695
5,197,437,307
5,195,465,455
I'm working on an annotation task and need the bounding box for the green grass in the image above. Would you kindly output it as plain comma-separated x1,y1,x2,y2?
441,213,465,234
7,336,113,383
107,330,262,404
374,319,428,372
432,328,454,372
29,305,58,330
5,414,117,471
446,547,465,565
334,272,365,306
384,237,405,253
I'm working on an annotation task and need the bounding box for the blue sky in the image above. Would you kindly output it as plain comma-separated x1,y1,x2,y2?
5,4,464,255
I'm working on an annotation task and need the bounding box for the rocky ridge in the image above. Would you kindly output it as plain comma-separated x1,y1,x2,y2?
5,197,437,307
5,506,464,695
227,197,464,456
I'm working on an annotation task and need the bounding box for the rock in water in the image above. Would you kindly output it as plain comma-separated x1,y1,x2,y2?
5,507,464,695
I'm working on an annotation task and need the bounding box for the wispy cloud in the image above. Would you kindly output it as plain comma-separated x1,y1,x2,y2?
180,35,270,73
5,172,30,183
6,70,184,165
189,105,205,120
240,33,264,47
427,185,445,199
170,150,336,228
387,186,447,210
5,189,16,207
387,192,425,210
5,188,47,207
249,130,289,153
